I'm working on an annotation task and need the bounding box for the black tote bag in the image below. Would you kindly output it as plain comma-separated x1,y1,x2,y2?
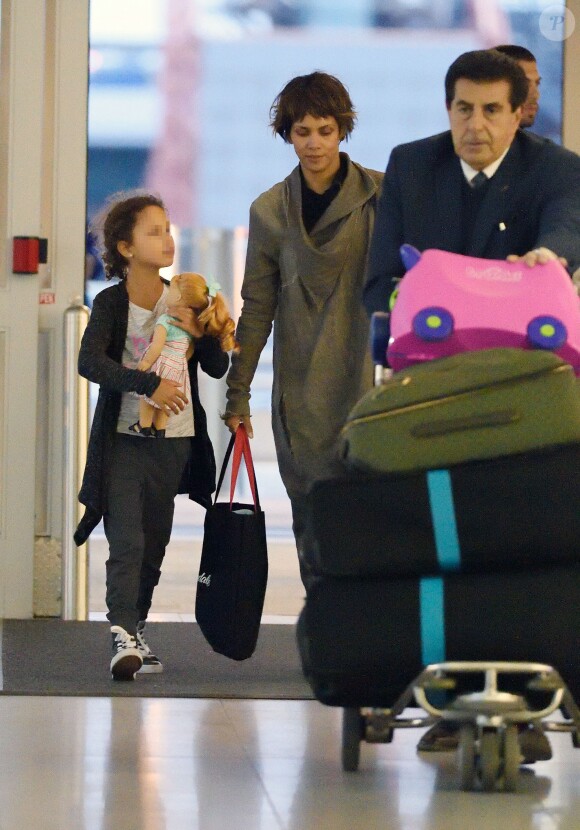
195,424,268,660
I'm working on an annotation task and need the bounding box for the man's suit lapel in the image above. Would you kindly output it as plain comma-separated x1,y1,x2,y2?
468,140,523,257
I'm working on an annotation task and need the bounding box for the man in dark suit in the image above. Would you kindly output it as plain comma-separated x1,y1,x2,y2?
364,49,579,761
363,49,580,316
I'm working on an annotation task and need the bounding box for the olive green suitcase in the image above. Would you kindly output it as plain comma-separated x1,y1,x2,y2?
339,348,580,474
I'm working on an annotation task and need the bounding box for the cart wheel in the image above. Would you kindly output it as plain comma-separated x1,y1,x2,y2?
502,725,520,792
458,723,476,791
342,708,363,772
479,729,501,791
382,725,394,744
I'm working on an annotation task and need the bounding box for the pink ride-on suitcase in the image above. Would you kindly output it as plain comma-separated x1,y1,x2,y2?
387,247,580,374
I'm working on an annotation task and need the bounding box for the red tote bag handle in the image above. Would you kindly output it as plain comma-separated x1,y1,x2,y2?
230,424,260,510
213,424,260,511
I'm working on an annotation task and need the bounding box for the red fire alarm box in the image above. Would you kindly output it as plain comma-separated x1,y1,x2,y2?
13,236,40,274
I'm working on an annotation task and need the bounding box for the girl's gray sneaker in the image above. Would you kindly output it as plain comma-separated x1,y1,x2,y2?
110,626,143,681
136,621,163,673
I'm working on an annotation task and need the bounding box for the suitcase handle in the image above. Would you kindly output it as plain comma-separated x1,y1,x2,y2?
411,410,520,438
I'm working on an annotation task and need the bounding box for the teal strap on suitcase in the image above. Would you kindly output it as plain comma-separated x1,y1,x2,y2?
427,470,461,572
420,470,461,664
420,577,446,665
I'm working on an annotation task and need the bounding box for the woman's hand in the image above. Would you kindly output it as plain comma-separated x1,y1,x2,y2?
150,379,188,414
224,413,253,438
169,305,204,339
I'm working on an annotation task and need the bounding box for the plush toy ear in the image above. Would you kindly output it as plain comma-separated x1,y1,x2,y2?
400,243,421,271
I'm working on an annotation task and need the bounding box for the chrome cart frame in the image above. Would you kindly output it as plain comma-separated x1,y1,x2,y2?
342,661,580,791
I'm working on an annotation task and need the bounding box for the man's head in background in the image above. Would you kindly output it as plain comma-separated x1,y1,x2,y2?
494,45,540,128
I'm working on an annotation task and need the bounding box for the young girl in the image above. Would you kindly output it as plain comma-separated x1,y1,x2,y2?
130,272,238,438
74,193,233,681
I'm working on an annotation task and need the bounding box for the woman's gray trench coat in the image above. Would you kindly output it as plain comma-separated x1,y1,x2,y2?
226,153,384,499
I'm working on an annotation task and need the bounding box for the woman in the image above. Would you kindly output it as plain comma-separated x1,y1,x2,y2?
224,72,383,587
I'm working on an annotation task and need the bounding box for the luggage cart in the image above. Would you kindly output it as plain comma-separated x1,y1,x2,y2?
300,310,580,792
341,662,580,791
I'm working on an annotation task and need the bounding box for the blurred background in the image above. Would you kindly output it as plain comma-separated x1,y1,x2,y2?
87,0,563,229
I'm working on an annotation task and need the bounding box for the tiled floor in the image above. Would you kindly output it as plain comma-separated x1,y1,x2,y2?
0,692,577,829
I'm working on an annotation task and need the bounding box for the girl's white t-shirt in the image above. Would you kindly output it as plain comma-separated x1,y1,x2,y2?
117,285,195,437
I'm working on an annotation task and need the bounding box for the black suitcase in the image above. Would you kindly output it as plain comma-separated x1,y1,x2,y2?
306,443,580,579
298,443,580,710
297,563,580,708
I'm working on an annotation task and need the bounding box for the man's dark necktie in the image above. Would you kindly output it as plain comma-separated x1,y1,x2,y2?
470,171,488,189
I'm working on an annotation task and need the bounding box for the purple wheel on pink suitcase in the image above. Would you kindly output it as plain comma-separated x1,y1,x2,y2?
412,307,454,341
527,315,568,351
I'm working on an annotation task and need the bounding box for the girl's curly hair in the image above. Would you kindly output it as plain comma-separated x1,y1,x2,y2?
95,191,166,280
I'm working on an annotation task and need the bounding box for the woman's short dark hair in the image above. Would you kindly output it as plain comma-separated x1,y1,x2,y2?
269,71,357,143
97,191,165,280
445,49,529,111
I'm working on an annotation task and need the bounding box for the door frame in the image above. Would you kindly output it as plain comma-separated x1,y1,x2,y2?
0,0,89,618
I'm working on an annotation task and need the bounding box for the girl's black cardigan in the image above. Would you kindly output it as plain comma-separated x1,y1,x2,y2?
74,280,229,546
